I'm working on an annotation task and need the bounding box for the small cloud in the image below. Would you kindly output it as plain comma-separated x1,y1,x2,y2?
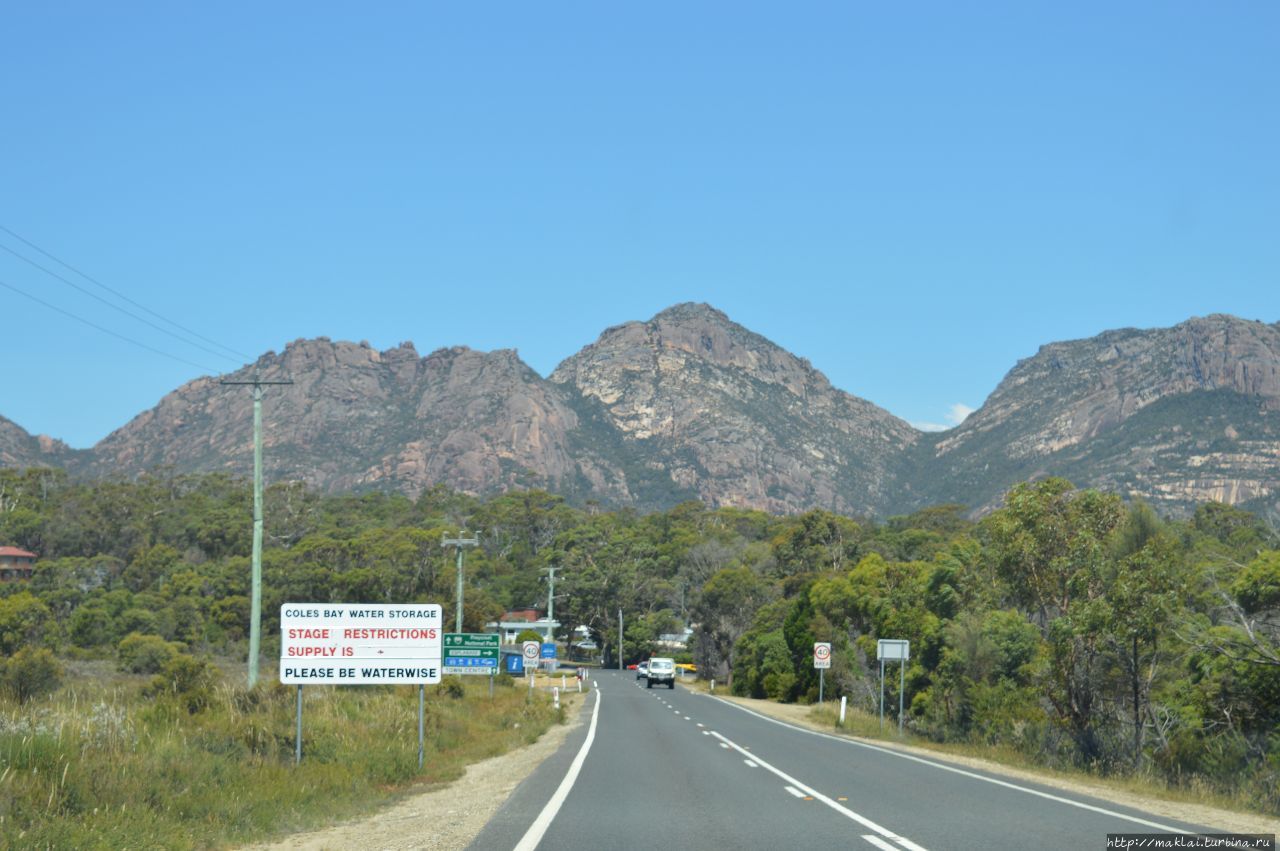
912,403,975,433
946,403,975,426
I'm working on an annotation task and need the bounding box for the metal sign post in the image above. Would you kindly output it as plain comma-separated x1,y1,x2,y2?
813,642,831,704
876,639,910,736
418,685,425,770
295,685,303,765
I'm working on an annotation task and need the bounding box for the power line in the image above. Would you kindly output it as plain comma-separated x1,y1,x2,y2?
0,223,254,362
0,276,220,372
0,241,246,366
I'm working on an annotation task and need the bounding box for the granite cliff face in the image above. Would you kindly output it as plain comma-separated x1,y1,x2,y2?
4,308,1280,518
0,415,78,471
85,338,629,501
919,315,1280,514
550,303,919,515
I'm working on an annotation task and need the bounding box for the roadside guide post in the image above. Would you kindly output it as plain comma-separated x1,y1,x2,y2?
813,642,831,704
840,695,847,726
281,603,443,766
876,639,910,735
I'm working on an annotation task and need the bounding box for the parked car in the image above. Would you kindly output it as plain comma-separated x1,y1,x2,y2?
635,661,649,680
646,657,675,689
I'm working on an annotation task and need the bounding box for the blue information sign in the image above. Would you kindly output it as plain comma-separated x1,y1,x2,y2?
540,642,557,659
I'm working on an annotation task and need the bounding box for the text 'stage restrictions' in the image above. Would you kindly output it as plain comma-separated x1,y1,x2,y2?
280,603,443,684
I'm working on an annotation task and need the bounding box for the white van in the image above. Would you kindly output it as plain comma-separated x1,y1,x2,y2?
646,657,675,689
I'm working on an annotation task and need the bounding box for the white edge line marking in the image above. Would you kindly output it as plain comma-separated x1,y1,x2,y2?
785,785,805,798
712,730,927,851
513,689,602,851
862,835,899,851
710,697,1187,834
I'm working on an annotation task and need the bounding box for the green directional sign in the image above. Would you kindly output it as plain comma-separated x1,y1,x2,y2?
442,632,500,675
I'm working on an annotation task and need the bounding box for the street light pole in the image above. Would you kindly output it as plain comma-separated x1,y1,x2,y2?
442,531,480,632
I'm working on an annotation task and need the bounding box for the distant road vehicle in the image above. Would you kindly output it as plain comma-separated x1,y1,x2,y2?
646,657,675,689
635,662,649,680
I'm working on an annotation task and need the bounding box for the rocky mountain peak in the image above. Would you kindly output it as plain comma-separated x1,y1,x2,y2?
550,305,917,514
4,308,1278,519
923,314,1280,514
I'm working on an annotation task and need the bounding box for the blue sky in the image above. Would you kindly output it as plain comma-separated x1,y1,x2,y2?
2,3,1277,447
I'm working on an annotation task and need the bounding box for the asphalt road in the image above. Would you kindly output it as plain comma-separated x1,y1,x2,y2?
469,671,1219,851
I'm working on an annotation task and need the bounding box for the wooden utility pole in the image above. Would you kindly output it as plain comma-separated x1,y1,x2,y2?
221,376,293,688
442,531,480,632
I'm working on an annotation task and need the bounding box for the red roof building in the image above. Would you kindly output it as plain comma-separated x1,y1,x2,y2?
0,546,37,582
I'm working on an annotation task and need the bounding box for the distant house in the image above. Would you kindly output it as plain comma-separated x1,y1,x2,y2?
486,609,560,644
0,546,37,582
657,627,694,651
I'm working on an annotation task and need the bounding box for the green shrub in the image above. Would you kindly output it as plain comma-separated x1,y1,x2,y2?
144,653,215,713
515,629,544,645
441,676,466,699
116,607,161,640
68,604,113,647
0,592,56,654
118,632,183,674
2,646,62,703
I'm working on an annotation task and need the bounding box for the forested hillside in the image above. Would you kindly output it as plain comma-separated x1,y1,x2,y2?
1,466,1278,813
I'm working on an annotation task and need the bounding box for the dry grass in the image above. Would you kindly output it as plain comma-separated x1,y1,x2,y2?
0,665,567,850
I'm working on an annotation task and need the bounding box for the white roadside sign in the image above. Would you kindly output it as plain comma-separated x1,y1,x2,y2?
280,603,443,685
813,642,832,669
876,639,910,661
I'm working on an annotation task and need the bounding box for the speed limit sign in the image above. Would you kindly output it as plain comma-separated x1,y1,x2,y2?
813,642,832,669
522,640,540,662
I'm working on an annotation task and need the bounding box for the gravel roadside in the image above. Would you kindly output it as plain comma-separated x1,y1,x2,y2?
238,690,588,851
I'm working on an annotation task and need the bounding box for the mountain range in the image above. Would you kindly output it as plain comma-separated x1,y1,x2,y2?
4,304,1279,518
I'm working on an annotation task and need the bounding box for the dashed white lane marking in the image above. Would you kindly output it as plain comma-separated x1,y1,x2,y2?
744,759,758,768
719,742,729,749
710,698,1187,836
711,730,928,851
702,730,710,736
513,689,602,851
785,786,806,799
696,723,705,728
862,835,899,851
684,716,691,720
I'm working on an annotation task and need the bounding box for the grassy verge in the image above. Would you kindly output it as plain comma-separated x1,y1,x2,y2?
0,663,566,850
